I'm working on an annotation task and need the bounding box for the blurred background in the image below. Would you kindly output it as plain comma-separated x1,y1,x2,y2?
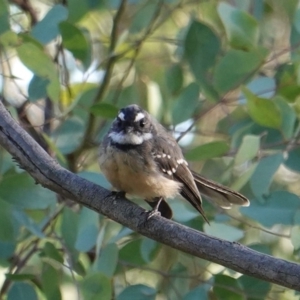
0,0,300,299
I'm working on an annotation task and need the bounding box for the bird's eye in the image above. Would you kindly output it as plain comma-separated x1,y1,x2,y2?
139,118,146,127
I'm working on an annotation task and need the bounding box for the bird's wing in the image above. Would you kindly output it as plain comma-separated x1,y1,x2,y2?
152,135,209,223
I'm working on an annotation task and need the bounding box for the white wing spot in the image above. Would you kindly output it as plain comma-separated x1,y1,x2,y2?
177,159,184,164
167,155,171,159
118,112,125,121
162,153,167,158
162,168,166,173
167,170,172,175
156,154,161,158
172,168,176,173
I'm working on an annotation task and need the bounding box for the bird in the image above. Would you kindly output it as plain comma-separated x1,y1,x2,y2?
98,104,249,223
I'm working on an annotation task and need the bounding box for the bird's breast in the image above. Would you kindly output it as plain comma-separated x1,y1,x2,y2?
99,144,181,199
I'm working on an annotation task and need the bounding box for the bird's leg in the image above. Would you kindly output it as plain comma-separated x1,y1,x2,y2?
147,197,163,220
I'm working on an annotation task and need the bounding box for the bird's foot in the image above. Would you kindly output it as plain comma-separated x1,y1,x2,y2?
146,208,161,220
146,197,163,220
111,191,126,199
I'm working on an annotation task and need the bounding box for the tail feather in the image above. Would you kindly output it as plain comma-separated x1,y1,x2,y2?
191,171,250,209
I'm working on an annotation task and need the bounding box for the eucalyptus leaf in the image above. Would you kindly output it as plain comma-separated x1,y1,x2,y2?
241,191,299,227
117,284,156,300
185,141,229,161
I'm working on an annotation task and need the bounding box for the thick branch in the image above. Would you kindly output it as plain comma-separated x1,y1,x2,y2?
0,101,299,291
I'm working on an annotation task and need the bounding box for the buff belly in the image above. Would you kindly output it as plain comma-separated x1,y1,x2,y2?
99,146,181,200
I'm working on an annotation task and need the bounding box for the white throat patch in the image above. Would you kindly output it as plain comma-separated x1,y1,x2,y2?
109,131,153,145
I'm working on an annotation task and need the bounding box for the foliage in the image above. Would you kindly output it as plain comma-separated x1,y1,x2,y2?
0,0,300,299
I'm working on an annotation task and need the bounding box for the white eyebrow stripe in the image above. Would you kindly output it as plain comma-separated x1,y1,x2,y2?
134,112,145,122
118,112,125,121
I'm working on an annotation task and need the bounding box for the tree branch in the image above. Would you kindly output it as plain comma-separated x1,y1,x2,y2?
0,100,299,291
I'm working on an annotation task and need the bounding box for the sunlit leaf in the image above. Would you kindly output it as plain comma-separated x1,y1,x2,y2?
243,87,282,129
234,135,260,165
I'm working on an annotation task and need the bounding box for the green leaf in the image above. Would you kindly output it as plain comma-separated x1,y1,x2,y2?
250,153,283,199
90,103,119,119
117,284,156,300
0,0,10,35
80,273,112,300
213,275,243,300
67,0,89,22
234,135,260,165
184,20,220,80
7,282,37,300
231,162,258,192
59,21,91,69
214,48,268,93
61,208,79,256
275,64,300,102
0,30,19,47
291,226,300,250
78,171,111,189
41,264,62,300
218,3,259,50
184,285,208,300
241,191,299,227
28,75,49,102
243,87,282,129
140,238,159,263
42,242,64,264
0,241,16,259
285,147,300,172
17,40,60,101
0,172,55,209
238,275,271,299
119,239,145,265
52,116,85,154
185,141,229,161
165,63,183,95
273,96,296,139
204,222,244,242
92,243,118,277
75,208,99,252
129,0,160,33
0,199,16,241
31,4,68,44
5,274,36,281
13,210,45,238
172,83,200,124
